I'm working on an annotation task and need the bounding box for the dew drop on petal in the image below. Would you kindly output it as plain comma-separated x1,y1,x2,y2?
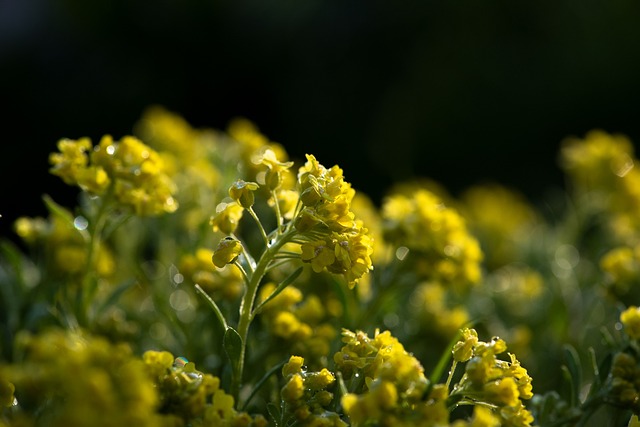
174,356,189,368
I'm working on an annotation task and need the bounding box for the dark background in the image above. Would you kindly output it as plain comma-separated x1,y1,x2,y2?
2,0,640,239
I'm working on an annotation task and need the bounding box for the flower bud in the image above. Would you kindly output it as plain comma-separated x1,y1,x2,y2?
212,237,243,268
228,180,259,209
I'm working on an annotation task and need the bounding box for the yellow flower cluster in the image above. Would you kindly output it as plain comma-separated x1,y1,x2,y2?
559,129,640,239
459,183,539,269
600,244,640,299
14,205,114,280
134,106,223,231
1,328,163,427
621,306,640,340
49,135,178,216
279,355,346,426
296,155,374,287
410,282,470,339
257,284,338,365
382,189,483,292
335,329,442,426
451,328,534,426
143,350,267,426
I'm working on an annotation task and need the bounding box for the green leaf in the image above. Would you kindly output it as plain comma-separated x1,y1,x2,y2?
562,344,581,407
195,284,228,331
560,365,575,407
43,194,77,228
266,402,281,427
251,266,303,317
223,326,243,371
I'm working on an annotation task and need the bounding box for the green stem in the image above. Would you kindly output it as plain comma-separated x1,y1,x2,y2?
445,361,458,389
270,189,283,232
247,206,270,247
79,185,114,326
232,227,298,403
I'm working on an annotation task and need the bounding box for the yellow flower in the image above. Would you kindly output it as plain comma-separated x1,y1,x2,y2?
143,350,175,379
453,328,479,362
484,377,520,407
282,373,305,402
621,306,640,340
382,189,483,290
212,237,243,268
210,201,244,234
282,355,305,377
229,179,260,208
254,147,294,190
304,368,335,390
49,137,92,185
301,240,336,273
76,164,111,195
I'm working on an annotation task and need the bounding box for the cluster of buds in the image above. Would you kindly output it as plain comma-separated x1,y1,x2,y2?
143,350,267,426
334,329,437,425
381,189,482,292
209,150,374,288
449,328,534,426
279,355,345,426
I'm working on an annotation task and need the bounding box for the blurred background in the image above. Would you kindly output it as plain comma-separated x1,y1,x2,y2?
2,0,640,238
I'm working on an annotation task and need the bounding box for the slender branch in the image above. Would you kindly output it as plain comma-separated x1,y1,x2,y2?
246,206,270,247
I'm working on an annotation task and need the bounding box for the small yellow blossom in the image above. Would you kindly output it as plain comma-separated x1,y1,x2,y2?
621,306,640,340
282,373,305,402
212,237,243,268
484,377,520,407
229,179,260,208
453,328,479,362
282,355,305,377
49,137,92,185
210,201,244,234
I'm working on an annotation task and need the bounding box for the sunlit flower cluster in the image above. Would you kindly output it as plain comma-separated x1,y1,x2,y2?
335,329,436,426
143,350,267,426
560,129,640,240
450,328,534,426
14,205,114,280
459,184,539,269
50,134,178,216
409,281,470,338
257,284,338,366
1,328,162,427
295,155,374,287
9,107,640,426
278,355,345,426
381,189,483,292
134,106,224,231
600,244,640,299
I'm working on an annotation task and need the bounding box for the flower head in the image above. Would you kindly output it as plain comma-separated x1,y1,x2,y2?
212,237,243,268
229,179,260,208
210,201,244,234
